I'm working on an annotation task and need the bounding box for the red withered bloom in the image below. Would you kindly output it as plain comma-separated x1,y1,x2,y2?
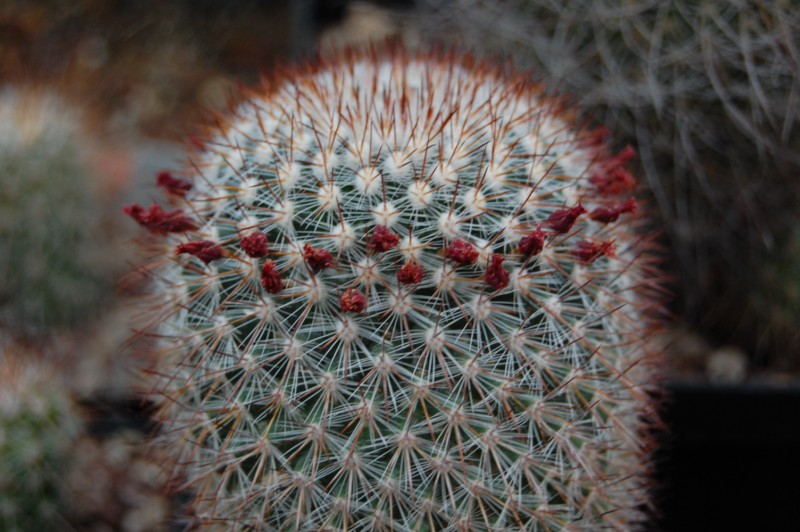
590,168,637,195
368,225,399,253
156,171,193,197
545,205,586,234
588,126,611,146
519,227,546,257
447,238,479,266
339,288,366,313
485,254,509,290
572,240,615,263
123,203,197,234
240,232,269,258
397,261,425,285
176,240,225,264
589,198,637,224
590,146,637,195
186,135,205,150
611,145,636,166
260,260,283,294
303,244,334,272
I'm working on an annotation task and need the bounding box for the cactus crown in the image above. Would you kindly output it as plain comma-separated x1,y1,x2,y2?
129,47,663,530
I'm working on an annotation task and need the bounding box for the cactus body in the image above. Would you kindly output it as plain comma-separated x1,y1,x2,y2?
130,48,663,529
0,88,114,333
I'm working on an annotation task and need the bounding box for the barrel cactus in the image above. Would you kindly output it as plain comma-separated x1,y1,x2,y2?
0,349,79,530
127,48,664,529
0,87,115,334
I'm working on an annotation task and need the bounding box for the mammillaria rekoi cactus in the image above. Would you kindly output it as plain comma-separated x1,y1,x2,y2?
127,47,665,529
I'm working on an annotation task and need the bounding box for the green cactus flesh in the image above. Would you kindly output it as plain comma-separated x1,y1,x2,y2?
130,49,664,530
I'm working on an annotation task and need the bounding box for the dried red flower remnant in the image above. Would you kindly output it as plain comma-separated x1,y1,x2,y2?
260,260,283,294
176,240,225,264
519,227,546,257
186,135,205,150
123,203,197,234
611,145,636,166
589,198,637,224
588,126,611,146
397,261,425,285
303,244,334,272
590,168,637,195
485,254,509,290
368,225,400,253
545,205,586,234
340,288,366,313
572,240,615,263
447,239,479,266
590,145,637,195
240,232,269,258
156,171,193,197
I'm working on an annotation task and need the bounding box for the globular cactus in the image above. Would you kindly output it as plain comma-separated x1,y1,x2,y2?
0,87,116,334
127,48,664,530
0,348,79,530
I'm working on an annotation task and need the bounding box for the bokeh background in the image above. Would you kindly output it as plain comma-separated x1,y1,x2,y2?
0,0,797,529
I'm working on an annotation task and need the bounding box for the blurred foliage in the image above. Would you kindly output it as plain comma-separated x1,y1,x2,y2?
742,225,800,362
413,0,800,370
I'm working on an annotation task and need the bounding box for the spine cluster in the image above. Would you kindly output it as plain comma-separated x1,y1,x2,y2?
128,48,663,530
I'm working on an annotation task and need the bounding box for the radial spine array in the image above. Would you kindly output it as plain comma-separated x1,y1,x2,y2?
128,48,663,530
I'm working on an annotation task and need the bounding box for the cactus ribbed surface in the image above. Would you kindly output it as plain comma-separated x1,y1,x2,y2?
128,48,664,530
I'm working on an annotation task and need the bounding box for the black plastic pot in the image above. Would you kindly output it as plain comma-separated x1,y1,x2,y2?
656,381,800,530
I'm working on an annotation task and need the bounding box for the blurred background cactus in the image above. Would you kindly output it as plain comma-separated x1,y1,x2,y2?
0,87,121,335
0,340,171,531
411,0,800,371
127,47,664,529
0,346,80,531
0,3,320,530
